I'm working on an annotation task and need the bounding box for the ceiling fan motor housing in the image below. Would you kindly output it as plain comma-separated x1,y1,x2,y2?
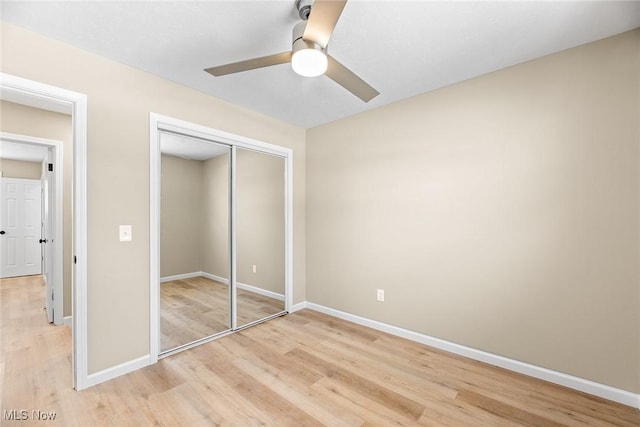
296,0,313,20
292,20,324,54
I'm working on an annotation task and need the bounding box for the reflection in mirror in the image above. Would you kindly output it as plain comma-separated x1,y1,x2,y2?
236,149,286,327
160,132,230,352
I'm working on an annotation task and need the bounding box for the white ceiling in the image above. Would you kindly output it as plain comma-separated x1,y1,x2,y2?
161,132,229,160
2,1,639,128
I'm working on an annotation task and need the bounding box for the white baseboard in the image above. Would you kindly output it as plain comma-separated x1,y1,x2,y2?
160,272,201,283
63,315,72,326
199,272,284,301
237,282,284,301
84,355,151,389
290,301,308,313
201,272,228,284
304,302,640,409
78,300,639,409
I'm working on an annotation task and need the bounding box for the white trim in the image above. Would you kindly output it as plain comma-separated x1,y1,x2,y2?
84,355,151,389
0,73,88,391
28,137,63,325
290,301,308,313
160,272,201,283
200,272,228,284
63,316,72,326
199,271,285,301
237,282,284,301
0,132,64,326
230,146,237,331
0,79,71,115
304,303,640,409
284,142,293,313
149,112,293,361
149,117,160,363
154,114,291,158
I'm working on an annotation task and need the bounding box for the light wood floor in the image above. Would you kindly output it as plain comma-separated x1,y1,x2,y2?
161,276,285,351
2,275,639,426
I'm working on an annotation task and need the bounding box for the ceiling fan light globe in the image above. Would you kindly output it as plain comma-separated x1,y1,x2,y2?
292,48,328,77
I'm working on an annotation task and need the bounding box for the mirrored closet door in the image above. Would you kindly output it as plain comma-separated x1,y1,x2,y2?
235,149,286,328
157,129,288,356
159,132,231,353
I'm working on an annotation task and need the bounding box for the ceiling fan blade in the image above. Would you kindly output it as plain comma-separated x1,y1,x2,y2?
326,55,379,102
303,0,347,48
205,52,292,76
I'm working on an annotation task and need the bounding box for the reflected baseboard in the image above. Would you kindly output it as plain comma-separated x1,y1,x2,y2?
161,271,284,301
200,271,285,302
160,272,202,283
236,282,284,301
198,272,228,285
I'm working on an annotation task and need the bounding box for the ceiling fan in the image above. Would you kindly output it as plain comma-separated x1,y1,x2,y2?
204,0,379,103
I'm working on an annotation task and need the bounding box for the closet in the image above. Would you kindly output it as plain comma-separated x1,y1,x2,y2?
151,116,291,357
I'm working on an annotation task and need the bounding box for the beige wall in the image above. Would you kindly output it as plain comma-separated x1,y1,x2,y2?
0,100,73,318
160,154,203,277
307,30,640,393
202,153,230,279
162,149,285,296
0,158,41,179
1,22,306,374
236,149,285,294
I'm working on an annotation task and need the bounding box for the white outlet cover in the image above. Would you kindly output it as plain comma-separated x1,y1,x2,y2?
119,225,132,242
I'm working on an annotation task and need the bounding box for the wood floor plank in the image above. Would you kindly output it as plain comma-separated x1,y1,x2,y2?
311,335,458,403
221,331,325,387
161,353,274,425
456,389,565,427
203,357,324,426
2,275,640,426
372,332,638,426
287,347,427,420
418,395,526,427
233,356,362,427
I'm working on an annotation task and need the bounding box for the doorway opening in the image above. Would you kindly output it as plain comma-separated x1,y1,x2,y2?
1,72,88,390
0,132,63,325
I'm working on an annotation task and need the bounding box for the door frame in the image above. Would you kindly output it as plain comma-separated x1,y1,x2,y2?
0,132,63,324
0,72,88,390
149,112,293,362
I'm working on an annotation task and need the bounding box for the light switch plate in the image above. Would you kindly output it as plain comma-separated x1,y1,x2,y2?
119,225,132,242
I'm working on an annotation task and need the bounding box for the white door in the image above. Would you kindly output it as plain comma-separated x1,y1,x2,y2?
42,166,54,322
43,151,56,322
0,177,43,278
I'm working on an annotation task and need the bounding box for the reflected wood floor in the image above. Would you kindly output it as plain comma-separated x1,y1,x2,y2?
2,275,639,426
161,276,284,351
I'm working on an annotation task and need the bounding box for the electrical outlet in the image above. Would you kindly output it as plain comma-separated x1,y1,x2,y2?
376,289,385,302
252,264,257,274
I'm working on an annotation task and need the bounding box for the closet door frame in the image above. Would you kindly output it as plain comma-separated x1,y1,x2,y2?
149,113,293,362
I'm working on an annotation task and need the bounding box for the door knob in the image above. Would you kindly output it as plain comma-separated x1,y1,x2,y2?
0,230,5,235
39,238,47,244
